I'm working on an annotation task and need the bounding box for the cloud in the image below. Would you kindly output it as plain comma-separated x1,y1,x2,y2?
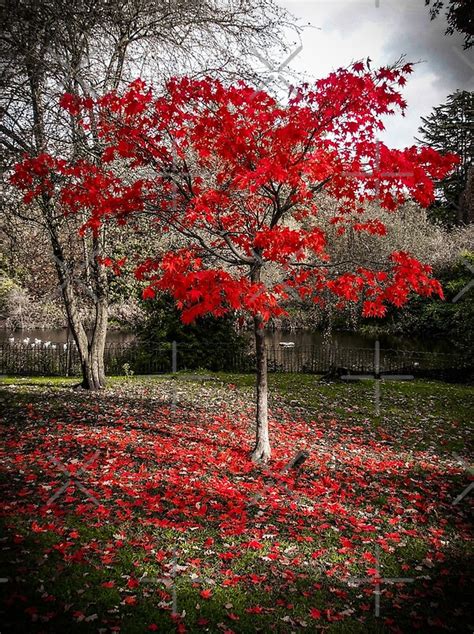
279,0,473,147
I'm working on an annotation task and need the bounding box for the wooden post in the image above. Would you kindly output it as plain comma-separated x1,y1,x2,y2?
172,340,177,373
281,450,309,473
65,324,71,377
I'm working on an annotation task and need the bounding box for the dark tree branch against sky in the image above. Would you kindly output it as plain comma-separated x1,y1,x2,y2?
425,0,474,49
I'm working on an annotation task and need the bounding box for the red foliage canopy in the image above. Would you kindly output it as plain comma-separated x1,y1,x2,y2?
11,61,459,322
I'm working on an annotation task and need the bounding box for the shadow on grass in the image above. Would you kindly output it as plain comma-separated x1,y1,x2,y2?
0,516,472,633
1,380,473,632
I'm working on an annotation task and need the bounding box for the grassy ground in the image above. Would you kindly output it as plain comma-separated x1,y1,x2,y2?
0,372,472,633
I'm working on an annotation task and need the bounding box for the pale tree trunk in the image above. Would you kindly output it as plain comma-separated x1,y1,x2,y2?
250,263,271,462
251,314,271,462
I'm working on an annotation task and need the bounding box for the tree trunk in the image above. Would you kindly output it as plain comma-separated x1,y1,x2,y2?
80,233,108,389
80,310,107,389
458,165,474,225
80,353,102,390
82,290,108,389
251,313,271,462
49,218,107,390
51,229,107,391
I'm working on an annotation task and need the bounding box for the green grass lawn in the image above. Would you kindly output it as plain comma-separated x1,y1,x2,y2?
0,372,472,633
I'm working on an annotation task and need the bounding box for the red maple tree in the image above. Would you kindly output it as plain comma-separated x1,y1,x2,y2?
12,61,458,461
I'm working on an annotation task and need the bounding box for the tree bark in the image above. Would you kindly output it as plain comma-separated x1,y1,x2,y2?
49,215,107,390
458,165,474,225
82,234,108,389
250,264,271,463
251,313,271,462
80,303,107,390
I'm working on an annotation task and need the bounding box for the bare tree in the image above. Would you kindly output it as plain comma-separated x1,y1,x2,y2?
0,0,295,388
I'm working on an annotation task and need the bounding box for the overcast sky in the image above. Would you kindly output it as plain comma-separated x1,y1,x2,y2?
275,0,473,148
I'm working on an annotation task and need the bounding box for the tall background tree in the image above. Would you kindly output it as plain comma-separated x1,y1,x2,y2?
0,0,293,388
417,90,473,226
13,63,457,460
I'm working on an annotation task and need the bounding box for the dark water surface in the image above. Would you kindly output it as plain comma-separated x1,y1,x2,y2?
0,327,453,353
263,330,453,353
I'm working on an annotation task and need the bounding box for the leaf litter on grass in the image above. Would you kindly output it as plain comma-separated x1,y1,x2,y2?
0,375,472,633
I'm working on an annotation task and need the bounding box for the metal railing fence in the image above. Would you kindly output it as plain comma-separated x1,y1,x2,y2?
0,341,471,381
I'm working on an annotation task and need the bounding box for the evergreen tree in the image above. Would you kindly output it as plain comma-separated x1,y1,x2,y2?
417,90,473,225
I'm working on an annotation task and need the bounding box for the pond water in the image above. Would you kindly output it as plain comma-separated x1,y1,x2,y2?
263,330,452,353
0,327,453,353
